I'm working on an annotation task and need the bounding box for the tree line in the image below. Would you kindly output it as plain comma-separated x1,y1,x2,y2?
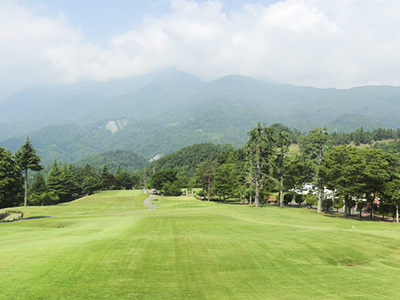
192,123,400,222
330,127,400,146
0,138,143,208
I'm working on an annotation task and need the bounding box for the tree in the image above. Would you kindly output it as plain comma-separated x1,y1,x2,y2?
81,176,101,195
319,146,365,217
305,128,330,213
113,166,123,189
196,160,216,201
275,130,290,207
230,148,248,203
59,164,80,201
383,179,400,223
76,163,97,192
246,123,276,207
332,196,344,213
29,191,59,206
100,165,111,189
0,147,23,208
284,155,314,192
356,200,366,218
115,167,134,189
28,172,52,206
103,174,117,190
29,172,47,195
150,169,178,191
46,160,63,203
214,163,236,202
130,173,141,188
362,148,394,219
15,137,43,206
162,181,182,196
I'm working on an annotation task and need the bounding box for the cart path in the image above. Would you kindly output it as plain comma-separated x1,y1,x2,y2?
144,194,160,209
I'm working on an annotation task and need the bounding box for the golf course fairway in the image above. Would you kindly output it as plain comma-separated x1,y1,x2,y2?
1,190,400,299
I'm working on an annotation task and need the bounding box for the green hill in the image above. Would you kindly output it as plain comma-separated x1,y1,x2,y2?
326,114,385,132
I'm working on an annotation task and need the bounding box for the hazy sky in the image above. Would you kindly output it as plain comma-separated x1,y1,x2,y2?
1,0,400,100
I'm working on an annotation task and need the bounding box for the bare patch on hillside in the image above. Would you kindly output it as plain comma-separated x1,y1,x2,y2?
106,119,128,134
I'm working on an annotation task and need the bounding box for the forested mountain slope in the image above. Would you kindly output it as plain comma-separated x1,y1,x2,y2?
147,143,231,178
75,150,148,173
1,69,400,161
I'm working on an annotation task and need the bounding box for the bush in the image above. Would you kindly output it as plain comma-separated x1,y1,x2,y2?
295,194,304,207
283,193,293,205
323,198,333,212
332,197,344,212
306,193,317,208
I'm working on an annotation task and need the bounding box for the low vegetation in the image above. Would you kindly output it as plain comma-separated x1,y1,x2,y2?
1,190,400,299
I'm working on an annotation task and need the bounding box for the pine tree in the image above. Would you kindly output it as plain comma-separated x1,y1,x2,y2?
59,164,79,201
29,172,47,194
276,130,290,207
100,165,111,189
115,167,133,190
0,147,23,208
82,176,101,195
46,160,63,200
306,128,330,213
246,123,276,207
15,137,42,206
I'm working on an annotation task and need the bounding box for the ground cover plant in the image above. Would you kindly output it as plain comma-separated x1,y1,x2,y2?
1,190,400,299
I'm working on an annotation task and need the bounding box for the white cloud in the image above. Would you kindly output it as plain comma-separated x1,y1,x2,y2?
1,0,400,99
0,0,84,98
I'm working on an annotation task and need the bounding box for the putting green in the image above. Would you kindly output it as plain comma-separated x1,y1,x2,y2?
1,190,400,299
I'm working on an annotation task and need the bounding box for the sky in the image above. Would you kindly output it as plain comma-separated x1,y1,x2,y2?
1,0,400,100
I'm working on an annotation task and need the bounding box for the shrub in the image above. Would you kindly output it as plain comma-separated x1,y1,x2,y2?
295,194,304,207
332,197,344,212
306,193,317,208
323,198,333,212
283,193,293,205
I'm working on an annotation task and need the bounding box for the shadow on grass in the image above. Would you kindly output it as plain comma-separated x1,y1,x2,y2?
322,212,395,223
18,216,52,221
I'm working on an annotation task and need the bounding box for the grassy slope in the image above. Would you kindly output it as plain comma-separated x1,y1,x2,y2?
1,191,400,299
13,190,149,218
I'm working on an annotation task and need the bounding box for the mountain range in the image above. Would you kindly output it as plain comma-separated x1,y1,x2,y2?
1,68,399,164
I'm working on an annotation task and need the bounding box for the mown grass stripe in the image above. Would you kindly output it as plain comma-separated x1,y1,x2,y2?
1,191,400,299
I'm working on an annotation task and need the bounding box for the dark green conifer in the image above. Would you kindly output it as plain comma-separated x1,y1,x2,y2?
15,137,42,206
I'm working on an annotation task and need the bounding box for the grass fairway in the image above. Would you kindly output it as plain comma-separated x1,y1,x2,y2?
2,191,400,299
